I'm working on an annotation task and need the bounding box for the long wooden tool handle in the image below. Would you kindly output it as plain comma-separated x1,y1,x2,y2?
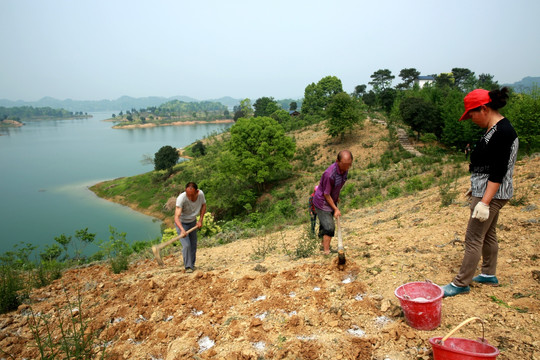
337,216,343,249
155,226,198,251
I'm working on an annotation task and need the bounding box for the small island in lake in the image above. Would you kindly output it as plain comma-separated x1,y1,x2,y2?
108,99,234,128
0,106,91,128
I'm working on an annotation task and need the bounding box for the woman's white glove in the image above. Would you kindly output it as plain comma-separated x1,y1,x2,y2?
472,202,490,222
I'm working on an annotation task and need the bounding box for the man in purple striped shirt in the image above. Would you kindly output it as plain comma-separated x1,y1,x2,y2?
312,150,353,254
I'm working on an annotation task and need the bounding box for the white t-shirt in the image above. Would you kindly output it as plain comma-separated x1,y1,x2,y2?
176,190,206,223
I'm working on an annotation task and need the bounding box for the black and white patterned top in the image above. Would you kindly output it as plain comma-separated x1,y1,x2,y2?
470,118,519,200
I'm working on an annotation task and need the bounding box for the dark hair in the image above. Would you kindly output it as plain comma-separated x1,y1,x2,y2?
337,150,353,162
486,87,509,111
185,182,198,190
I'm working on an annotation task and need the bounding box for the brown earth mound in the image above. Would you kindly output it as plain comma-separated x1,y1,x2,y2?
1,155,538,359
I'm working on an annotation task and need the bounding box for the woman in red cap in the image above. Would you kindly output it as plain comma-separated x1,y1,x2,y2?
442,87,519,297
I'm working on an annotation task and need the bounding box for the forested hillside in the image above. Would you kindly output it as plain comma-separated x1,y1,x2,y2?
0,105,88,121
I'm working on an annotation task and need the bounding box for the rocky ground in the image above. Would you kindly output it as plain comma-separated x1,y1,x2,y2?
1,125,538,359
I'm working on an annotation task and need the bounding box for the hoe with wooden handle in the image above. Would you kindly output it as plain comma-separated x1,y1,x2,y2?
152,226,198,266
336,216,346,270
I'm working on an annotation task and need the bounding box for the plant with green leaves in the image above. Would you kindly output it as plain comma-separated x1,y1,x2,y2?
0,263,24,314
27,289,108,359
98,226,132,274
253,96,280,117
505,87,540,154
326,92,364,141
294,228,319,259
302,76,343,116
229,116,295,192
439,171,460,207
198,212,222,237
154,145,180,171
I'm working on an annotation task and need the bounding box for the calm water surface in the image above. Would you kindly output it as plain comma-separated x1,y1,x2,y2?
0,113,232,256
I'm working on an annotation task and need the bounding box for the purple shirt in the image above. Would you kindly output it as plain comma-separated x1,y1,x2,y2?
312,162,348,212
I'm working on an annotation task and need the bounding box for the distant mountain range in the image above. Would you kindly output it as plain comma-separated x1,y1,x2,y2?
1,76,537,112
0,95,242,113
502,76,540,92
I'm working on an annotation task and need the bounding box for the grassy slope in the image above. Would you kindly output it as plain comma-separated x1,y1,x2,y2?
90,116,469,237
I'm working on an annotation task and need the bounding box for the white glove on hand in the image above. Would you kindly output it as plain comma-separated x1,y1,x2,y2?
472,202,490,222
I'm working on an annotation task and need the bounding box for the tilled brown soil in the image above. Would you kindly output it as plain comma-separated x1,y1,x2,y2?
1,157,538,359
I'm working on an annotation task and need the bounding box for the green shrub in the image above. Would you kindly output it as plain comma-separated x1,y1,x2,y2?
251,233,277,260
276,200,296,218
198,212,222,237
439,180,459,207
387,185,402,199
32,260,64,289
0,265,23,314
405,176,434,193
110,255,129,274
420,133,438,143
28,289,108,359
509,187,529,207
98,226,132,274
294,229,319,259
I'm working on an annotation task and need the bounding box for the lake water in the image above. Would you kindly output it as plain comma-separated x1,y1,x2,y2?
0,113,232,257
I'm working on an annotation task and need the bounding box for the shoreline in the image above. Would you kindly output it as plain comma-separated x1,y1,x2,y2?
111,119,234,129
88,183,174,228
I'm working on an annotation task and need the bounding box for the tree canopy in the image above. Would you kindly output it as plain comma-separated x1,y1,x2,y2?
399,97,440,138
228,116,296,190
326,92,364,140
154,145,180,171
397,68,420,90
253,97,280,117
369,69,395,93
302,76,343,115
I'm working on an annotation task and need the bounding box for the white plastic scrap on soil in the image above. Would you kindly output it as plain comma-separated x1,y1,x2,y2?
355,293,366,301
198,336,215,353
164,315,174,322
255,311,268,320
342,276,353,284
135,315,147,323
191,309,203,316
374,316,392,327
253,295,267,302
297,335,318,341
289,291,296,298
347,326,366,337
252,341,266,351
313,287,321,291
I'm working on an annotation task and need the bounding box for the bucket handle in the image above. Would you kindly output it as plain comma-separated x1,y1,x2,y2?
439,317,485,344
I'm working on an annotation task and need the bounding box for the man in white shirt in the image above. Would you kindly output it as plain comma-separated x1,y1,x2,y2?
174,182,206,273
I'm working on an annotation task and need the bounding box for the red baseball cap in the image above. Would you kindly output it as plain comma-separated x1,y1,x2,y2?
459,89,491,121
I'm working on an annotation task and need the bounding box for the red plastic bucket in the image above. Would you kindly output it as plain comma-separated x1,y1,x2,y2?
429,337,500,360
429,317,499,359
394,281,443,330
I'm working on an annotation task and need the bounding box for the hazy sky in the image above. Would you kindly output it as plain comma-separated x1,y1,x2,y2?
1,0,539,101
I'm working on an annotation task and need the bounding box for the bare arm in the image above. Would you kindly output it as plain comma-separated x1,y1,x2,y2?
197,203,207,228
174,206,187,237
323,194,341,218
481,181,501,205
